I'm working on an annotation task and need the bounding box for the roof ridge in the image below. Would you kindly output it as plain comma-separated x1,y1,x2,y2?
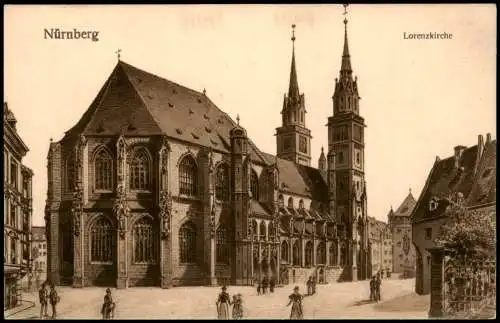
410,157,440,223
119,62,165,134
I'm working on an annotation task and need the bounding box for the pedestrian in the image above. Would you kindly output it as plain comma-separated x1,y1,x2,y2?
312,277,316,295
257,282,262,296
27,271,33,293
49,284,60,319
232,293,243,319
286,286,304,320
101,288,115,319
38,282,49,319
35,272,41,291
306,277,312,296
376,273,382,302
269,276,275,293
216,286,231,319
262,276,269,295
369,276,375,302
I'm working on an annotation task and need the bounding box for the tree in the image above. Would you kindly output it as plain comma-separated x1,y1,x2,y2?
435,203,495,265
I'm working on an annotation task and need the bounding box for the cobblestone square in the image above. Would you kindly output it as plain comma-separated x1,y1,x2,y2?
7,279,429,320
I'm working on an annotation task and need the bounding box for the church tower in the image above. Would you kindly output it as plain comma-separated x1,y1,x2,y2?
328,6,369,281
276,24,312,166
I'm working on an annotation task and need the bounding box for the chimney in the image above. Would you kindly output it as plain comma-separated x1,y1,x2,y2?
454,145,467,168
486,133,492,144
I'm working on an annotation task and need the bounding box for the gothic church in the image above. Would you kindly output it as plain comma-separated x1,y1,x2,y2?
45,17,369,288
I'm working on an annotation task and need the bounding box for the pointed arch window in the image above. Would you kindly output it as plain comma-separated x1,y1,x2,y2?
281,240,289,263
316,242,326,265
292,240,301,266
278,194,284,207
215,164,229,201
91,217,114,263
287,197,294,209
65,156,75,192
216,225,228,263
250,170,259,199
179,156,197,197
305,241,313,267
94,149,113,191
253,220,258,241
129,148,151,191
298,199,304,210
329,243,337,266
179,222,196,263
133,217,158,264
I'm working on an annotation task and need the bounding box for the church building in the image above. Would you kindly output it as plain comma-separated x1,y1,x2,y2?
45,16,370,288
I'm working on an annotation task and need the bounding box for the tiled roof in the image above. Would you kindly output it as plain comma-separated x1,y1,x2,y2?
412,138,496,223
467,140,496,206
250,200,272,217
31,226,46,241
4,102,16,123
64,61,329,202
394,192,417,217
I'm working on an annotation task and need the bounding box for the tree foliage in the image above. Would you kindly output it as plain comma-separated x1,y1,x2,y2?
435,206,496,264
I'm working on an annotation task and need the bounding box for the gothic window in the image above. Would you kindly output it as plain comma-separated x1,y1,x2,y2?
133,217,157,264
9,203,16,228
250,170,259,199
216,225,228,263
10,238,17,264
269,221,274,239
305,241,313,267
338,151,344,164
340,244,347,266
355,152,360,166
90,217,114,263
179,155,197,197
292,240,301,266
299,136,307,154
260,221,266,241
94,148,113,191
287,197,294,209
129,148,151,191
215,164,229,201
179,222,196,263
316,242,326,265
65,156,75,191
301,111,304,123
329,243,337,266
281,240,289,262
10,160,18,189
299,199,304,210
253,220,258,240
278,194,284,207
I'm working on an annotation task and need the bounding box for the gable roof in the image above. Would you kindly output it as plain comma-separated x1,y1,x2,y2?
63,60,329,203
412,138,496,223
394,191,417,217
32,226,46,241
467,140,496,207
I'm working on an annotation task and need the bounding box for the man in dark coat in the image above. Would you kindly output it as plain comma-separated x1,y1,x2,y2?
49,284,60,319
38,283,49,319
262,276,269,294
269,276,275,293
375,273,382,302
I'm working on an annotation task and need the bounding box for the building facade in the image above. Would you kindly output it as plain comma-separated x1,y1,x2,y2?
46,18,370,289
32,226,48,283
412,134,496,294
4,102,34,309
388,190,416,276
367,217,392,277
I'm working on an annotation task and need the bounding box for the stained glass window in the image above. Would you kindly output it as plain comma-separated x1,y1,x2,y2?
179,222,196,263
133,217,157,264
95,149,113,191
179,156,197,197
129,148,150,191
215,164,229,201
91,217,114,263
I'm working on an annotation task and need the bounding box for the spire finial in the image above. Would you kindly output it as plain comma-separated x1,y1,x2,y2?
287,24,300,100
291,24,296,46
343,4,349,24
409,187,412,194
321,146,324,153
236,114,240,125
203,88,206,96
115,48,122,61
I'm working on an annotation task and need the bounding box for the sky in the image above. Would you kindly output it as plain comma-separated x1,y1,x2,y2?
4,4,496,226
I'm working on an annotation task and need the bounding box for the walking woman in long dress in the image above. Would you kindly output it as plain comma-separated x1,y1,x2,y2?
286,286,304,320
216,286,232,320
232,293,243,319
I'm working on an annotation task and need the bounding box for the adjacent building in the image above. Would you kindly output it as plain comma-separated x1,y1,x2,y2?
46,17,370,289
412,134,496,294
4,102,34,309
388,190,417,276
32,226,48,283
367,217,392,277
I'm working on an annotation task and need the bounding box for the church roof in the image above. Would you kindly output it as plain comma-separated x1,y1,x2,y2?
412,137,496,223
63,60,329,203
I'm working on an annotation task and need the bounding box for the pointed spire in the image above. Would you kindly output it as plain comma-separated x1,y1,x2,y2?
115,49,122,62
341,4,352,74
236,114,240,125
288,24,300,99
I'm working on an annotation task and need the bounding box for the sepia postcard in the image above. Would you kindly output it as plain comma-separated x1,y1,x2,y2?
3,4,496,320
